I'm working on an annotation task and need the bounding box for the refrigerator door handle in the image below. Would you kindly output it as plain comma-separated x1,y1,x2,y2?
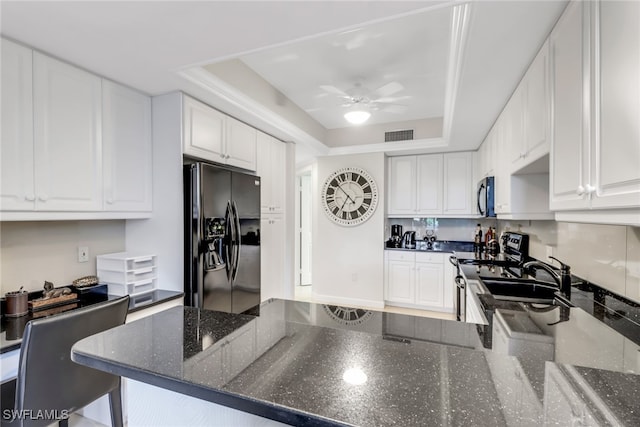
225,200,234,279
231,201,241,281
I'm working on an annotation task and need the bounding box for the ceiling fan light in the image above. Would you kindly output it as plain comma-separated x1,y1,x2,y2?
344,110,371,125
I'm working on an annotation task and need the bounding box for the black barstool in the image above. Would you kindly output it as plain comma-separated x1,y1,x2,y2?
1,296,129,427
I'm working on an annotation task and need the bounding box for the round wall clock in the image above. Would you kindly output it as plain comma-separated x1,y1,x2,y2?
321,166,379,226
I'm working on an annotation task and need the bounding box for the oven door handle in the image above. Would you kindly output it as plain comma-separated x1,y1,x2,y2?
455,275,466,288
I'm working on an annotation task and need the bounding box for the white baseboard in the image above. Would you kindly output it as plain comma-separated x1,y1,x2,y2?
310,292,385,310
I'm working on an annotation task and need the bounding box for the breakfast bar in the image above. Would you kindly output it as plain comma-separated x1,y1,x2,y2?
71,299,640,426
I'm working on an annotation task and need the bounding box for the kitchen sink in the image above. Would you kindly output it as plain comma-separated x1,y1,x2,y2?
479,277,559,302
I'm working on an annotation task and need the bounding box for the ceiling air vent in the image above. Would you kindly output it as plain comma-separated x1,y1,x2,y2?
385,129,414,142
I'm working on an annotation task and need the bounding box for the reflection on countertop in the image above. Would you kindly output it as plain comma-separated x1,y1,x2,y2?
72,299,640,427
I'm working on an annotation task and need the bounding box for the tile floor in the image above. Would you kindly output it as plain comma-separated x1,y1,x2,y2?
294,285,456,321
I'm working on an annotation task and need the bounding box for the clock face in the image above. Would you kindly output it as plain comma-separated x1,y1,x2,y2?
321,167,379,226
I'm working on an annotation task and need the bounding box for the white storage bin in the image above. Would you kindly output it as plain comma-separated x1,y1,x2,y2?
99,267,156,285
107,278,157,297
97,252,156,272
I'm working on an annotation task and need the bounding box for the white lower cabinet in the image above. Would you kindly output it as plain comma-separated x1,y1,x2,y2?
260,215,285,302
415,262,443,308
385,251,453,312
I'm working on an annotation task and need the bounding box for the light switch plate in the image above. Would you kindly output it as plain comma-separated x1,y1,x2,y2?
78,246,89,263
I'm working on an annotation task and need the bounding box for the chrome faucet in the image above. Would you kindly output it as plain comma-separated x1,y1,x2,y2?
522,256,572,299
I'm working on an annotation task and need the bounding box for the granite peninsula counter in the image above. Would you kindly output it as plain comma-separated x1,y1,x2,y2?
71,299,640,427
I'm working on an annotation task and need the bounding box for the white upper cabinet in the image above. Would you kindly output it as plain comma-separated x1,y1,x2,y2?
416,155,443,214
511,40,551,173
388,156,417,215
1,39,34,211
550,0,590,211
443,152,474,215
591,0,640,210
226,116,257,171
102,80,152,212
257,131,285,214
183,96,225,161
0,38,153,220
182,95,257,171
551,0,640,218
388,153,473,217
33,52,103,211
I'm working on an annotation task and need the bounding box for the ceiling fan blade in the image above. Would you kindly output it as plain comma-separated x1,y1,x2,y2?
320,85,348,96
373,81,404,98
372,95,412,104
380,104,408,114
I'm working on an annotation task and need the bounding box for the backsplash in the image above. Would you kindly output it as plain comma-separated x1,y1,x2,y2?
0,221,125,294
499,221,640,304
385,218,498,241
384,217,640,304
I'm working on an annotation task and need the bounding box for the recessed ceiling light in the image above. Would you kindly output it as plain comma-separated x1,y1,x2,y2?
344,110,371,125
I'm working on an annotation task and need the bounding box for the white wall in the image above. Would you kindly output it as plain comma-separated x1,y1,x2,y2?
0,220,125,293
312,152,385,309
126,93,184,292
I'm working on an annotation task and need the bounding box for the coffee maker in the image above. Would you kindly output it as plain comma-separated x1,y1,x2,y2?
387,224,403,248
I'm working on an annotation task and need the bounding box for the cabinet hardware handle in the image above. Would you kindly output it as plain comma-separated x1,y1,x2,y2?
585,184,596,194
107,198,114,204
25,194,35,201
38,195,48,202
220,153,225,158
576,186,586,196
226,154,231,159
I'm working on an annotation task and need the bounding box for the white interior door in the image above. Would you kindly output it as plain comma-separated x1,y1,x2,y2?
299,173,312,286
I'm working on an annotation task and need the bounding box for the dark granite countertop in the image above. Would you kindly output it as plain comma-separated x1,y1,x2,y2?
385,240,475,253
1,286,183,354
72,299,640,426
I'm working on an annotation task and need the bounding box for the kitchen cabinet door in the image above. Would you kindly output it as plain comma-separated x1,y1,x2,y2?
1,38,34,211
591,0,640,209
225,116,257,171
102,80,152,213
260,216,285,302
33,52,103,211
443,152,473,215
523,40,550,165
388,156,417,215
257,132,286,214
183,95,225,161
414,262,444,308
386,260,415,304
416,154,443,214
511,41,550,174
550,1,591,211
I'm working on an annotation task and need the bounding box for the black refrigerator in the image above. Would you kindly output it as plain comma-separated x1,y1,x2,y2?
184,162,261,314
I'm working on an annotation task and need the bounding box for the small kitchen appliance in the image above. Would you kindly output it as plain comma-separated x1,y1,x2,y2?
387,224,403,248
402,231,416,249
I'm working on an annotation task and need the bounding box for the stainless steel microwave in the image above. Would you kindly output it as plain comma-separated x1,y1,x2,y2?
477,176,496,217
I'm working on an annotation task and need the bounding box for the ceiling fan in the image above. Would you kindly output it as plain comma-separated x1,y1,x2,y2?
319,81,410,116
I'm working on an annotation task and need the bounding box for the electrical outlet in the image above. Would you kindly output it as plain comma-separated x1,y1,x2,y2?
546,245,554,259
78,246,89,263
